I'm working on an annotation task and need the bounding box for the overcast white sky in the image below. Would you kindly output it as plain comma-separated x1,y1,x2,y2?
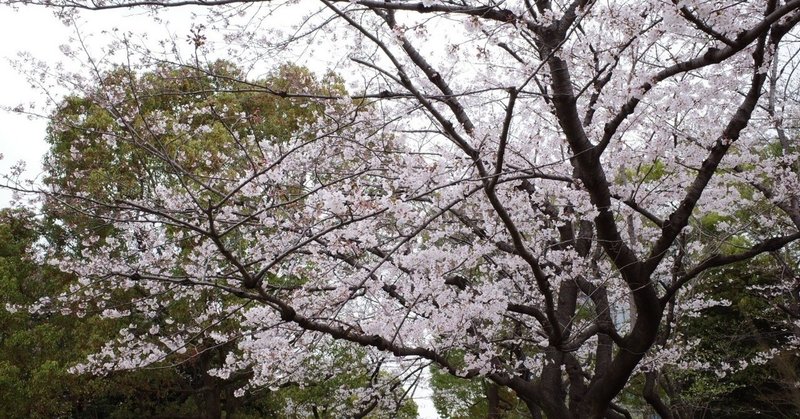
0,7,180,205
0,8,63,205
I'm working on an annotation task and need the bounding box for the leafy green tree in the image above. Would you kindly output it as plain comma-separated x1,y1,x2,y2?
431,367,531,419
2,62,416,418
0,208,215,418
653,257,800,418
628,170,800,418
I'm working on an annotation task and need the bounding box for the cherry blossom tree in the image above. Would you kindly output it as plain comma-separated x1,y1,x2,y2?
5,0,800,417
32,62,419,418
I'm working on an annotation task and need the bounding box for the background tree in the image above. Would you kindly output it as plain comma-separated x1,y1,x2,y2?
0,208,234,418
430,367,531,418
2,62,417,418
631,152,800,418
668,261,800,418
4,0,800,418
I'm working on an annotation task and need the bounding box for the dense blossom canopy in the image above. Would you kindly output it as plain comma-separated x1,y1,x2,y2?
4,0,800,417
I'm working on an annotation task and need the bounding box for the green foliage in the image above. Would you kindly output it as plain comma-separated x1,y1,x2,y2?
1,62,417,418
0,208,262,418
668,260,800,418
263,346,418,418
430,366,486,418
430,366,530,418
616,158,668,185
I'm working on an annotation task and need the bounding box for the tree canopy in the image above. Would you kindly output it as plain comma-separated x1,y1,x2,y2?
2,63,417,418
3,0,800,418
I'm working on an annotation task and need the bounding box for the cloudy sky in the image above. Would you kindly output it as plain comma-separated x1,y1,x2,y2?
0,8,63,205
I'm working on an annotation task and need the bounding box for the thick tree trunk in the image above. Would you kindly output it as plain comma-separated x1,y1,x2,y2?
487,382,501,419
203,374,222,419
644,372,673,419
520,394,543,419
